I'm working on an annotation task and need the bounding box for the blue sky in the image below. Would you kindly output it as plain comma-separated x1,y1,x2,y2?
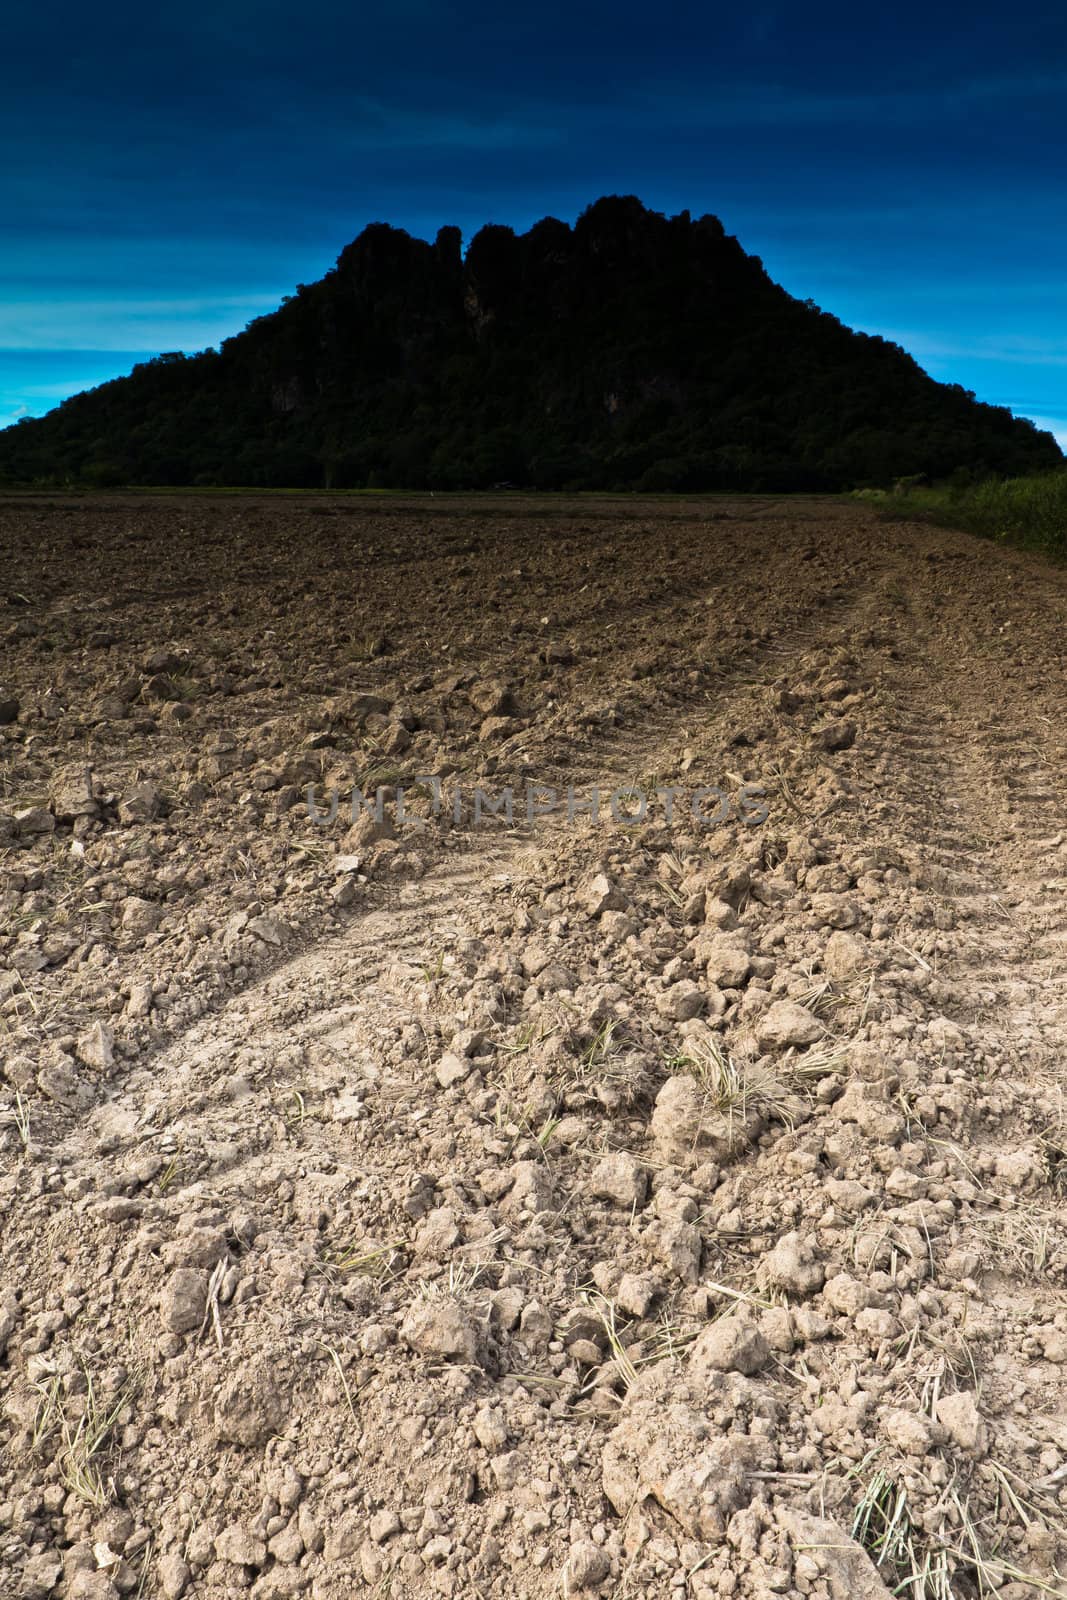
3,1,1065,449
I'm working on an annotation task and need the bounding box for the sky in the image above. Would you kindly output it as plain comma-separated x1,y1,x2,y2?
2,1,1065,449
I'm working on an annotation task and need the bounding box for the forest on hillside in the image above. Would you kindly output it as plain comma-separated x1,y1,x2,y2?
1,197,1061,491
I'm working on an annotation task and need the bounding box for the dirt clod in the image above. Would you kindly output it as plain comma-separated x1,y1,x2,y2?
3,492,1067,1599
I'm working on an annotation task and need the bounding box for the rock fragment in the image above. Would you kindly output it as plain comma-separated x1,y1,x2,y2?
400,1296,480,1363
690,1313,771,1377
213,1356,287,1446
815,718,857,751
16,805,54,836
755,999,822,1050
76,1022,114,1072
936,1391,987,1455
561,1540,610,1595
117,780,163,824
159,1269,209,1334
760,1230,826,1299
588,1151,648,1208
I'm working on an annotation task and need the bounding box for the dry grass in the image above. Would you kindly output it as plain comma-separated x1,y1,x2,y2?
0,1087,31,1151
667,1029,835,1130
319,1237,405,1284
31,1364,140,1509
848,1460,1067,1600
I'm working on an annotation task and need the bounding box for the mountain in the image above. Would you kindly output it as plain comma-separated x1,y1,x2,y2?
1,196,1061,490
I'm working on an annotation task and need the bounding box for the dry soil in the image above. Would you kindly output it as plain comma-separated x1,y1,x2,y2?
1,493,1066,1600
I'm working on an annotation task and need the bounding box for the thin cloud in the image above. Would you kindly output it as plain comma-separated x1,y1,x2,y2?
642,72,1067,131
864,328,1067,367
0,294,281,351
1025,415,1067,449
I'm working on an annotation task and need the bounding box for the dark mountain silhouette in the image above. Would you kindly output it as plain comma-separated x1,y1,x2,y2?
2,196,1061,490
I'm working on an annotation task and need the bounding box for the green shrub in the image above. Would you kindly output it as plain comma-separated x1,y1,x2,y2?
865,469,1067,556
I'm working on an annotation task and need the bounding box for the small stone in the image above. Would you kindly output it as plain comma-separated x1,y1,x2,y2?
369,1510,401,1544
755,1000,822,1051
793,1306,832,1343
579,873,628,917
468,678,514,717
854,1308,900,1341
519,1299,552,1347
645,1217,702,1282
825,1179,874,1213
588,1151,648,1209
159,1269,209,1335
810,892,859,929
478,714,521,743
21,1551,64,1600
881,1407,934,1456
16,805,55,836
0,696,19,724
472,1404,508,1453
690,1313,771,1377
995,1149,1044,1190
616,1272,657,1318
345,810,395,848
935,1391,986,1455
815,718,857,752
76,1022,114,1072
297,1506,323,1555
117,782,162,825
158,1552,191,1598
704,896,738,929
120,896,161,936
38,1051,92,1110
50,767,99,821
1039,1328,1067,1363
400,1296,480,1363
823,930,869,977
435,1052,472,1089
821,1273,872,1316
215,1524,266,1567
126,981,154,1019
184,1525,216,1567
650,1073,758,1167
143,648,184,675
759,1306,796,1352
701,937,751,989
67,1575,119,1600
267,1522,304,1564
501,1159,555,1214
213,1356,286,1446
658,980,706,1021
569,1338,602,1365
562,1539,610,1594
159,701,193,727
490,1450,524,1489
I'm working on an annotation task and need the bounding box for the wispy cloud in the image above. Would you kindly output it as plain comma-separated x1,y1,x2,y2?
0,294,281,351
326,97,569,153
0,350,161,424
642,72,1067,131
866,328,1067,367
1026,415,1067,449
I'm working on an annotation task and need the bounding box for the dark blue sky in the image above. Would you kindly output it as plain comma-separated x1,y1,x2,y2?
3,2,1066,446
